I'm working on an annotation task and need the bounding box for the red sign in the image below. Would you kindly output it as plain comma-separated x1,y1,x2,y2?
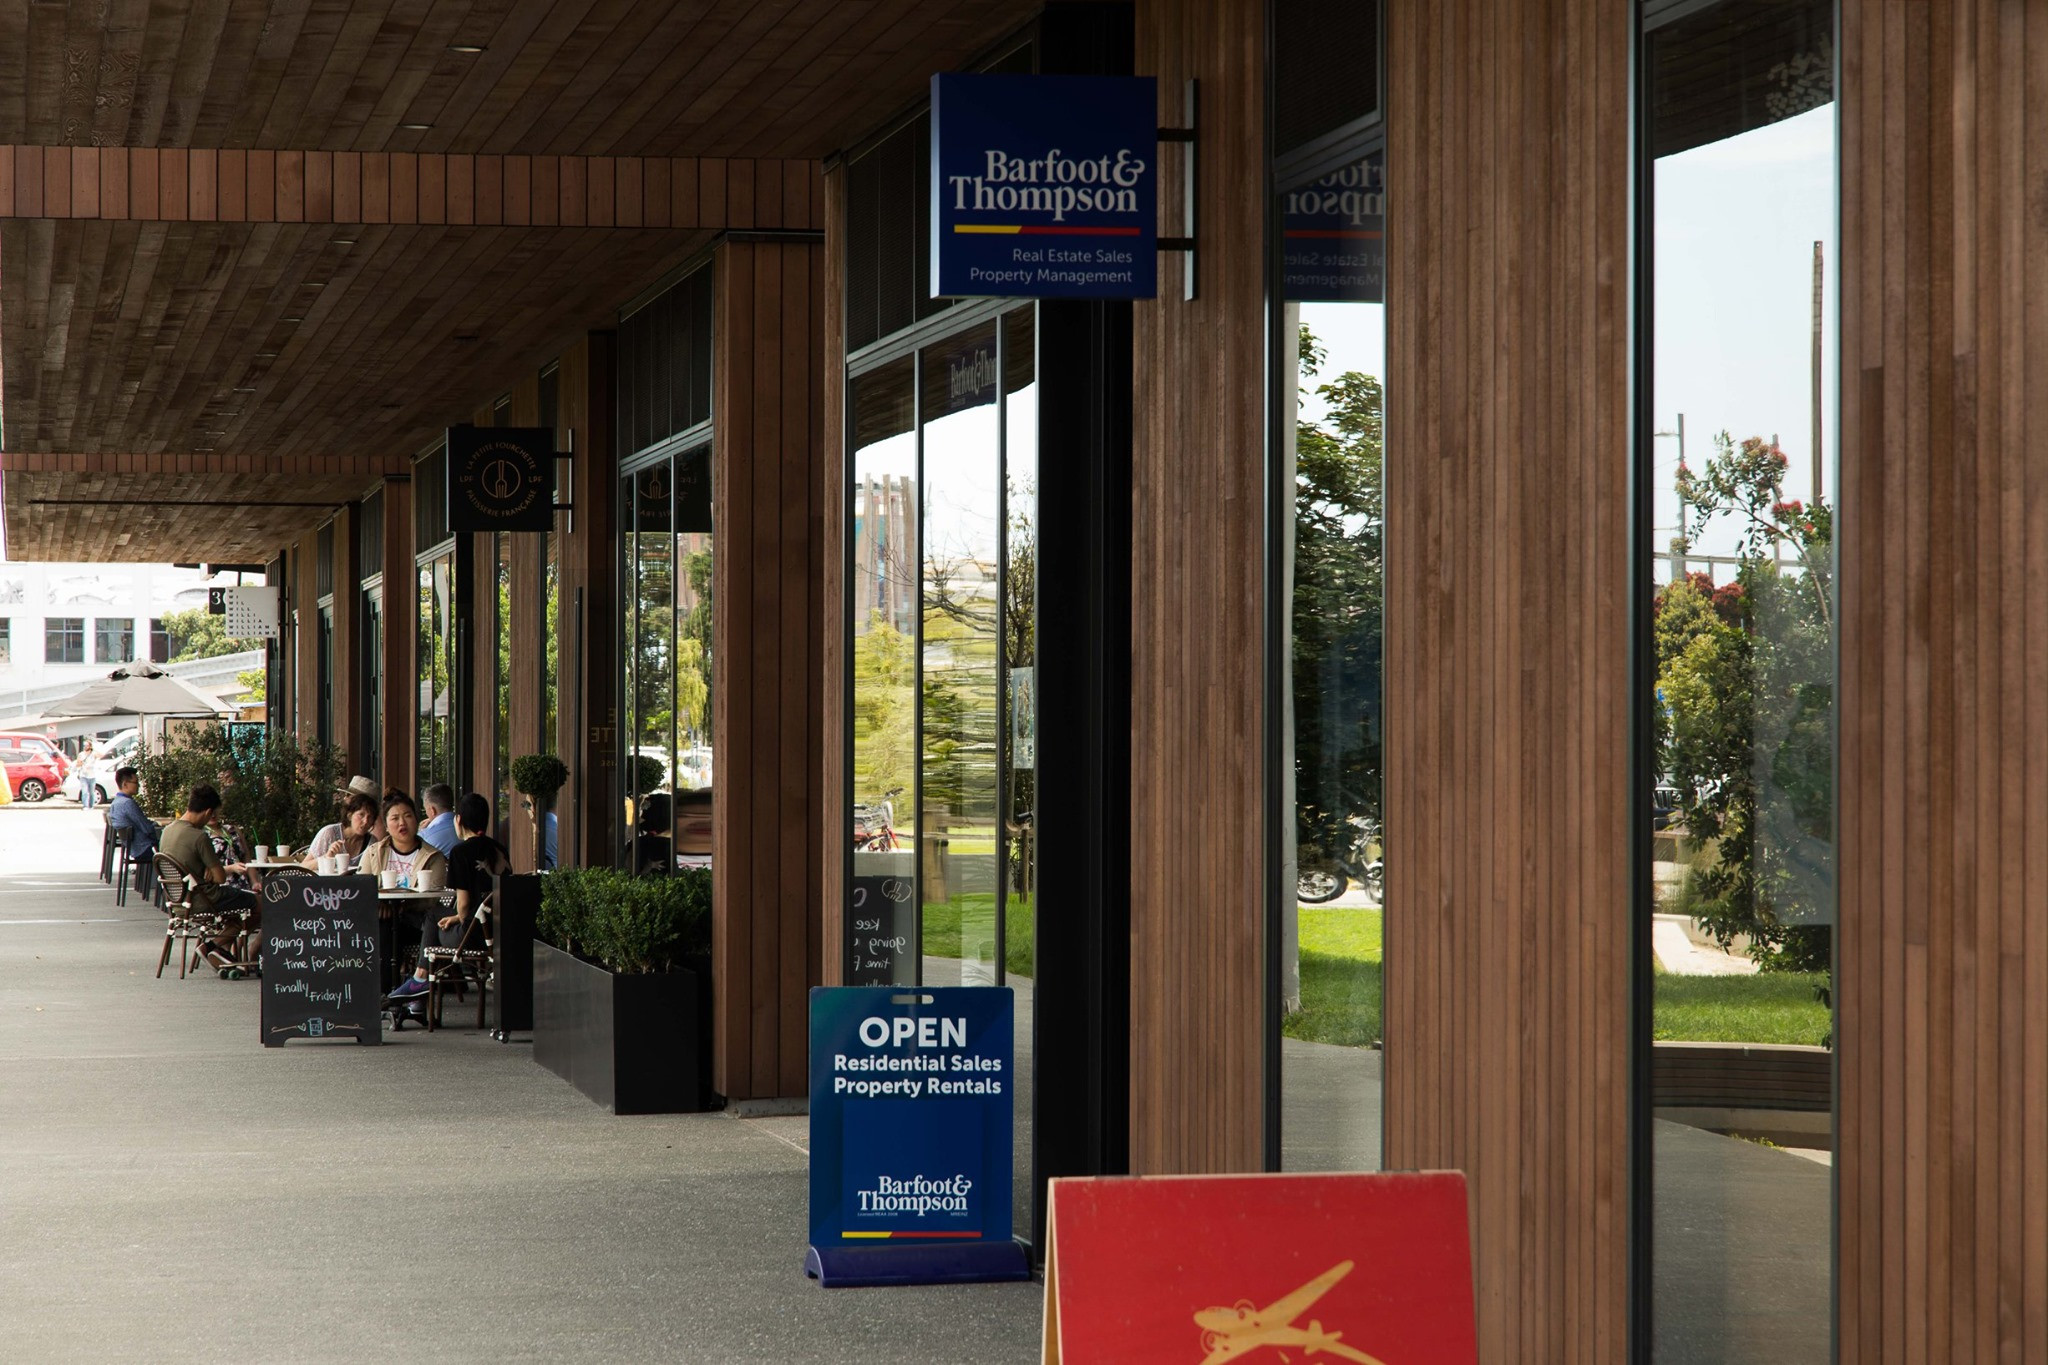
1042,1171,1477,1365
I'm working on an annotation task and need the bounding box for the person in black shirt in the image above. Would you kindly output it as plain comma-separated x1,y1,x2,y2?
388,792,508,1002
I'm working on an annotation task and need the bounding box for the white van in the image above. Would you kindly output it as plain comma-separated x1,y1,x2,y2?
62,729,139,804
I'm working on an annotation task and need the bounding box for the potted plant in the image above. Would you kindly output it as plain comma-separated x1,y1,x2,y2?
511,752,569,870
531,865,716,1114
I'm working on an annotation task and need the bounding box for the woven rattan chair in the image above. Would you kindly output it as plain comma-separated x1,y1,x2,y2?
416,893,493,1032
151,853,238,979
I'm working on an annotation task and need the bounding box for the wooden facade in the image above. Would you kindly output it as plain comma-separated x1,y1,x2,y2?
1837,1,2048,1357
551,334,619,870
378,473,416,795
1382,3,1633,1361
712,237,827,1100
817,168,849,985
1127,0,1269,1174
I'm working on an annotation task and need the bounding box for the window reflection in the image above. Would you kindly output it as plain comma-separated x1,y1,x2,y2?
1278,291,1385,1175
416,554,455,796
849,356,919,986
1646,2,1836,1359
674,445,713,863
630,461,676,875
1000,306,1037,1244
919,325,1002,991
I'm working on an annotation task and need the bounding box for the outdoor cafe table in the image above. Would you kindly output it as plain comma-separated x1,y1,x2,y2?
377,888,452,993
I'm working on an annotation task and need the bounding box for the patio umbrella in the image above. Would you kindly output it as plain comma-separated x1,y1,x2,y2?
44,660,233,719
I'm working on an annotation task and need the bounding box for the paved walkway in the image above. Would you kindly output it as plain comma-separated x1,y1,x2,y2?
0,806,1040,1364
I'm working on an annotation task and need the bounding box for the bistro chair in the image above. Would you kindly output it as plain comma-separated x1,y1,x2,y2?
151,853,250,980
112,827,156,907
416,893,493,1033
99,815,117,884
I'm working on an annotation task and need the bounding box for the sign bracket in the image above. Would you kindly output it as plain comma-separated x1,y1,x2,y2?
553,428,576,534
1155,78,1198,301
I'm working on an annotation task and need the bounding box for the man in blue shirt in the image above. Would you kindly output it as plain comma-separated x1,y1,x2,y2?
106,766,158,861
419,782,460,855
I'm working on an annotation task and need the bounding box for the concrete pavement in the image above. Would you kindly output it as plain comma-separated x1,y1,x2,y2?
0,805,1040,1364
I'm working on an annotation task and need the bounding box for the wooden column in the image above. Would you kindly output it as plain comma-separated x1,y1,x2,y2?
380,474,416,793
1838,2,2048,1357
1128,0,1268,1174
1383,2,1631,1361
713,235,826,1101
331,505,358,771
554,334,618,868
819,168,849,986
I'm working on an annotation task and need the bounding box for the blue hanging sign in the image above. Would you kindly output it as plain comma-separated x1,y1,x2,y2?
806,985,1029,1287
930,72,1159,300
1282,150,1384,303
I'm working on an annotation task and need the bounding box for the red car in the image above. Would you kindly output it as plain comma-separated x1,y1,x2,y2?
0,733,67,803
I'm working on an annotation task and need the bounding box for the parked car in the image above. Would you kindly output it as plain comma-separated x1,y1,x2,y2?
0,733,68,803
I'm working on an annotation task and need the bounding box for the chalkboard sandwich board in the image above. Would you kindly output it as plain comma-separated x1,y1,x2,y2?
260,875,382,1046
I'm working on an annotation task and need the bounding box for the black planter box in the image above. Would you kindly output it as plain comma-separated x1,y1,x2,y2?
531,940,710,1114
488,873,538,1036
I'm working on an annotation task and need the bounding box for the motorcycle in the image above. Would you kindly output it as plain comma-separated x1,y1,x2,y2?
1296,818,1383,905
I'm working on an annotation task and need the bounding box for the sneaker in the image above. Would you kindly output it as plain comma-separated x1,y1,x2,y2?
387,976,429,1000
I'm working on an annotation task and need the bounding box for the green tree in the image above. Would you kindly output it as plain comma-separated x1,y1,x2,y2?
1292,327,1384,857
157,607,261,662
1662,433,1834,974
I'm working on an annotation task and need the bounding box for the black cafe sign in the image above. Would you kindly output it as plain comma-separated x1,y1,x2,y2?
447,425,556,533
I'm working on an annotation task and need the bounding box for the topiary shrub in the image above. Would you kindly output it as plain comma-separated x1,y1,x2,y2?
511,753,569,802
538,865,711,975
628,754,666,797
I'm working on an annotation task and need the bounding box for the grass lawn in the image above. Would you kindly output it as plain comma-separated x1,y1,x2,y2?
1278,909,1828,1050
1284,908,1384,1047
916,894,1036,979
1653,969,1831,1046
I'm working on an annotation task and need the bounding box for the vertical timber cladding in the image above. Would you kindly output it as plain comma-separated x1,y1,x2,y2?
713,235,827,1101
380,474,417,794
1385,1,1630,1361
468,401,500,808
819,165,849,986
1129,0,1267,1173
1838,2,2048,1358
555,334,618,869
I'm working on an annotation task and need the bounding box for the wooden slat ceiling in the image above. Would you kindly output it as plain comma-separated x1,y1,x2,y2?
0,0,1031,159
1,218,717,457
0,0,1035,562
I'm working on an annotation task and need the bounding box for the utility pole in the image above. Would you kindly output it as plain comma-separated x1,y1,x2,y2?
1656,414,1687,580
1812,240,1825,504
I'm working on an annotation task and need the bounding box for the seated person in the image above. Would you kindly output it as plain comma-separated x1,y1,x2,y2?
633,792,673,875
388,793,508,1003
303,792,378,870
675,787,712,858
158,784,259,971
419,783,460,855
106,766,160,862
357,791,448,890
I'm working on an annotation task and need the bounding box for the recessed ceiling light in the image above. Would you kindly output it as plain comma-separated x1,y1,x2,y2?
282,316,303,323
302,282,325,289
400,122,431,131
331,238,355,247
447,43,485,53
255,352,278,359
233,386,257,393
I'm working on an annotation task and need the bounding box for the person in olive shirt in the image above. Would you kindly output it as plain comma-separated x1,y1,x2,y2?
387,792,506,1002
158,784,259,971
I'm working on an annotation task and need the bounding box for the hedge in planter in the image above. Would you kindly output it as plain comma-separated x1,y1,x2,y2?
533,866,717,1113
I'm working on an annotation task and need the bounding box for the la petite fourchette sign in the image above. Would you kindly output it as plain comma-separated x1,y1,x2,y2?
447,425,556,534
930,73,1159,300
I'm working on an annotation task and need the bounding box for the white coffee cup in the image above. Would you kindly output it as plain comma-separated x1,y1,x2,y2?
255,845,270,862
323,855,341,876
380,868,398,890
421,867,443,893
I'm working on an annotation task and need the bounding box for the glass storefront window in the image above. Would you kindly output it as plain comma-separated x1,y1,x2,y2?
918,323,1002,990
495,532,513,838
416,553,455,796
673,446,712,861
625,462,675,873
1276,267,1386,1175
846,307,1037,1239
849,354,919,980
1644,1,1837,1357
